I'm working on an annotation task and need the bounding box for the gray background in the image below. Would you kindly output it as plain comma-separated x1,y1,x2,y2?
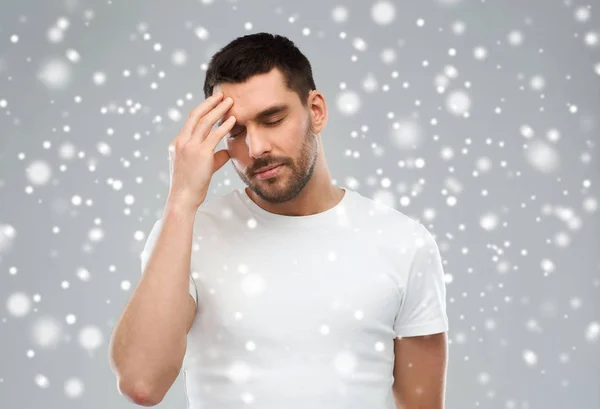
0,0,599,408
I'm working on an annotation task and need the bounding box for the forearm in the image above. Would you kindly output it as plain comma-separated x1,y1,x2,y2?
109,202,197,395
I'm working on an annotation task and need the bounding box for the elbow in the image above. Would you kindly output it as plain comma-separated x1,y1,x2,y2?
109,340,164,406
118,378,163,407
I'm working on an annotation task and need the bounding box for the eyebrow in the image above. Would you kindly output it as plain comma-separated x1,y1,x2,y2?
218,103,290,128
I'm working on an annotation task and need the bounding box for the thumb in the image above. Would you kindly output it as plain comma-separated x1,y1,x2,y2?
213,149,231,173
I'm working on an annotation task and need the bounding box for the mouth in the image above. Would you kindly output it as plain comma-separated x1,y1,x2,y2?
254,164,283,175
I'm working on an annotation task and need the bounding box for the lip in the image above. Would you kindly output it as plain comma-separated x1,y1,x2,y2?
254,164,282,175
254,164,284,180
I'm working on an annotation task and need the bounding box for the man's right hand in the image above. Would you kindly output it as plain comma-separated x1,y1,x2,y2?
166,91,236,213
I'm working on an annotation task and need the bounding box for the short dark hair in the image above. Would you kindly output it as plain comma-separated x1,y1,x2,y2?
203,32,317,107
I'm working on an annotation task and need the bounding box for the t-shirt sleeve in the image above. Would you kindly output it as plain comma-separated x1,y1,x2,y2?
393,225,449,338
140,218,198,305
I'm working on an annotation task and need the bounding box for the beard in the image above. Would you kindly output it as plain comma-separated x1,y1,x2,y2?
234,117,319,204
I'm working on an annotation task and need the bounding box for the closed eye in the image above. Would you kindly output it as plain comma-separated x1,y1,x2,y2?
265,118,284,126
229,118,284,138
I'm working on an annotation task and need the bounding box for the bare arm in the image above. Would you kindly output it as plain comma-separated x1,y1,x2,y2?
108,202,197,406
392,332,448,409
108,91,235,406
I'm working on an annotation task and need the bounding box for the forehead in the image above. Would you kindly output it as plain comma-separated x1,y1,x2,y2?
213,68,298,122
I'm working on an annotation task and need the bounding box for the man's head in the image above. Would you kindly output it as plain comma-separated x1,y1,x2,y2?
203,32,328,204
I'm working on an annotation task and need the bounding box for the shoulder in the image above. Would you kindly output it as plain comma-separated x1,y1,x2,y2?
348,189,425,239
190,189,246,239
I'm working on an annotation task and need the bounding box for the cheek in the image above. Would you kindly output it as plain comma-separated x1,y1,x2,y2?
225,140,252,168
225,137,242,151
280,120,305,139
224,139,242,160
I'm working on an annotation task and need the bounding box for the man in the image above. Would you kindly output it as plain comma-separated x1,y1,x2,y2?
109,32,449,409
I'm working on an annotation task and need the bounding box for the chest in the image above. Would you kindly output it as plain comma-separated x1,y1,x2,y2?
190,229,403,347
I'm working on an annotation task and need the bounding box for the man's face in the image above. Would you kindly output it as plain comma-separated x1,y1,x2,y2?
214,68,319,204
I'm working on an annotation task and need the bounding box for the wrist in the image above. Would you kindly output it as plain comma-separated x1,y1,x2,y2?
164,199,199,219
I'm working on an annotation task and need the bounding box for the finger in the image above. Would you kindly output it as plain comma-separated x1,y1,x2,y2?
204,115,236,150
178,92,224,142
191,97,234,142
212,149,231,174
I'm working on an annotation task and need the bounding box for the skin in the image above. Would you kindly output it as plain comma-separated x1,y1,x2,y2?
392,332,448,409
212,66,345,216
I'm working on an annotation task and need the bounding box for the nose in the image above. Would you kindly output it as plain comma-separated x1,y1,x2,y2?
245,128,272,159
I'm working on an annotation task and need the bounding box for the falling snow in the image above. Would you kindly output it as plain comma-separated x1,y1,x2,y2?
0,1,598,409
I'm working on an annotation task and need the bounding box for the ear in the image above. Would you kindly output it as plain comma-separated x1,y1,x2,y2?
308,90,327,135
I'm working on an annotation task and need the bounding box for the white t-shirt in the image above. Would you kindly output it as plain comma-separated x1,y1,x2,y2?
140,186,449,409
